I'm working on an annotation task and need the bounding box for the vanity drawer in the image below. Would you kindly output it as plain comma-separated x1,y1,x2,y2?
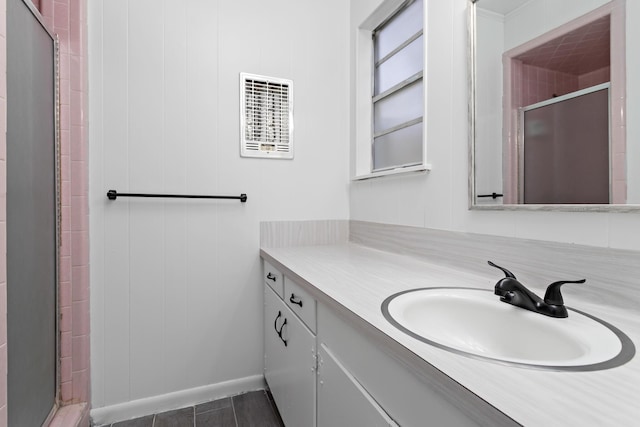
264,260,284,298
285,277,317,333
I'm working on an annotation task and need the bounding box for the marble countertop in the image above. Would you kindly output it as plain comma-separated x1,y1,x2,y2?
260,243,640,426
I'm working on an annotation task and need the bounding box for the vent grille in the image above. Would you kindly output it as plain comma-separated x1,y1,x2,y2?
240,73,294,159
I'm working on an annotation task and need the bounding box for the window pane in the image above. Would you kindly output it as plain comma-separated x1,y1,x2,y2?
373,122,423,170
375,0,423,62
374,79,423,133
374,35,423,95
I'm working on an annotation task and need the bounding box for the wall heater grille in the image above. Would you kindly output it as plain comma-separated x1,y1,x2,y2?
240,73,294,159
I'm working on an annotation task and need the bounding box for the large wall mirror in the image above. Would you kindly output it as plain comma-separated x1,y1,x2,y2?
469,0,639,211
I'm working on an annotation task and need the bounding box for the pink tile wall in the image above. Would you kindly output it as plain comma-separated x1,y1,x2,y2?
578,66,610,89
521,64,579,106
39,0,91,408
0,1,88,425
0,0,7,424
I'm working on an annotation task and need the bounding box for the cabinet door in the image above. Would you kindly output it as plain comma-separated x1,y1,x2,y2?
317,344,398,427
264,286,316,427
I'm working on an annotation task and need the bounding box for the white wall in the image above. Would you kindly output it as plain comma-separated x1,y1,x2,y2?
503,0,611,51
89,0,350,408
474,8,504,204
349,0,640,250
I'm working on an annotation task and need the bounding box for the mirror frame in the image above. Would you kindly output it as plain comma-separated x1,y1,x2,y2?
468,0,640,212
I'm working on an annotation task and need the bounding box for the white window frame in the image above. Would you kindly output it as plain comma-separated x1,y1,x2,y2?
352,0,430,180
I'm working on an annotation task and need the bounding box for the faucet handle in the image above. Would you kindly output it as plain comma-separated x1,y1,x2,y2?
487,261,517,279
544,279,586,305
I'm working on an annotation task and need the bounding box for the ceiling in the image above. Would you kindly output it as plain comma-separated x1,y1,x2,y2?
476,0,530,15
514,15,610,76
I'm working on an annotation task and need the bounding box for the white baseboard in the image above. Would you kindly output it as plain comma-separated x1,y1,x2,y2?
90,374,266,425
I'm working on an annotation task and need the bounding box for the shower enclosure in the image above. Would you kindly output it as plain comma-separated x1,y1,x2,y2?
6,0,59,425
520,84,610,204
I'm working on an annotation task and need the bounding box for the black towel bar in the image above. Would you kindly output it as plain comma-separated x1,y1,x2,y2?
477,193,503,199
106,190,247,202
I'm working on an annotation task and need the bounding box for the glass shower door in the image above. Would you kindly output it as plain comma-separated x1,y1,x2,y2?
6,0,58,425
521,86,610,204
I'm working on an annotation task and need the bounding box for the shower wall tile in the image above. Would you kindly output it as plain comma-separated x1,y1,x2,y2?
61,331,72,358
72,370,89,402
0,222,3,282
61,157,71,187
40,0,53,20
612,180,627,205
72,335,89,371
52,0,91,411
70,90,83,126
0,3,4,39
70,196,86,231
521,63,578,106
56,27,70,53
60,255,72,282
60,381,72,403
578,66,610,88
0,46,4,101
54,1,68,28
70,54,83,91
60,356,72,384
60,129,70,154
59,280,72,308
60,104,70,130
72,265,89,302
0,101,4,160
71,230,89,266
71,160,87,196
70,126,84,160
0,342,5,411
60,52,70,80
60,181,71,207
60,306,72,333
0,282,5,346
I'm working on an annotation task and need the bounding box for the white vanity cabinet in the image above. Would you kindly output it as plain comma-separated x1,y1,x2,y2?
317,343,398,427
317,303,517,427
262,257,516,427
264,284,316,427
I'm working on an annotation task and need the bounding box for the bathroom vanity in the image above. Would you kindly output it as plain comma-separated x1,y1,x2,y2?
263,257,513,426
260,221,640,426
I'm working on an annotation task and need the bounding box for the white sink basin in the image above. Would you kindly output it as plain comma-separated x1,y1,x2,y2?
382,287,635,371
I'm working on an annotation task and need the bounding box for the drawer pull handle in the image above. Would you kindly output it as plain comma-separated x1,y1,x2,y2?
289,294,303,307
273,311,288,347
266,272,277,282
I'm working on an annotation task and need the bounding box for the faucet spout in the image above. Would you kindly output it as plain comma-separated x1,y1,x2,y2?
487,261,585,318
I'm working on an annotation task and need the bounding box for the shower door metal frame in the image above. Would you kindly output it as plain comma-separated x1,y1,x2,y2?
8,0,61,424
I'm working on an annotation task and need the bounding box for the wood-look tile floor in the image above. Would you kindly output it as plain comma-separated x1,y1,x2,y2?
97,390,285,427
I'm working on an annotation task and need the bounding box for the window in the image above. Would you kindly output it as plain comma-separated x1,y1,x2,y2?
372,0,424,172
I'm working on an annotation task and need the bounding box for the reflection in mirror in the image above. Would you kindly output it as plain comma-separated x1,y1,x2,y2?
469,0,638,210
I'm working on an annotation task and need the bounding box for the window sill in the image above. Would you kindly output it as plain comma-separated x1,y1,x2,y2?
351,164,431,181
